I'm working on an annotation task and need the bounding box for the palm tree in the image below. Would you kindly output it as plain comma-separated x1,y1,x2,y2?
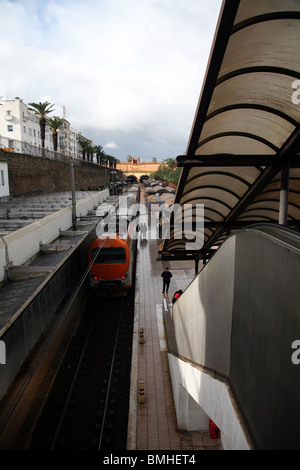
46,116,64,151
94,145,105,164
28,101,55,149
106,154,119,168
86,142,95,162
78,138,92,160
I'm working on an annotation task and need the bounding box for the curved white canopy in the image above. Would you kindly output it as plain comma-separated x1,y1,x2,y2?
161,0,300,260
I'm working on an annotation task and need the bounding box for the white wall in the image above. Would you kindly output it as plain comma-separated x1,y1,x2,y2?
166,234,252,450
168,354,252,450
0,98,42,148
0,161,9,197
0,189,109,282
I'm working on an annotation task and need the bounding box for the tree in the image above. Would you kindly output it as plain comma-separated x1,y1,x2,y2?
106,154,119,168
150,158,181,185
78,139,119,165
78,138,92,160
28,101,55,149
86,143,95,162
94,144,108,164
46,116,64,151
166,158,176,170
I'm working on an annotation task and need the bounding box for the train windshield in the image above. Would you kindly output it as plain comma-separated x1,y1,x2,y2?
91,247,126,264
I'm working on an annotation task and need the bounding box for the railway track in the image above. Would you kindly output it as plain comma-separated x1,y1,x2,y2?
0,191,137,451
29,293,134,450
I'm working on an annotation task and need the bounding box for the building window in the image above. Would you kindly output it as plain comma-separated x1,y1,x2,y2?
23,126,26,133
1,170,4,186
6,110,11,116
7,125,13,132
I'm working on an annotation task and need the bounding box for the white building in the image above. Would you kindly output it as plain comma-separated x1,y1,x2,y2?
0,97,85,160
58,120,81,159
0,97,54,152
69,126,81,159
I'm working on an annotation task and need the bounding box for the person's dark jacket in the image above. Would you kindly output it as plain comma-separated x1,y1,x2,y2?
161,270,172,281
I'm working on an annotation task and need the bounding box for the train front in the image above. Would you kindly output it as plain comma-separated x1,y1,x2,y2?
88,235,132,296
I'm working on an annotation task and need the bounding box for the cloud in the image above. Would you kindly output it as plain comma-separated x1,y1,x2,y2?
104,141,121,150
0,0,222,160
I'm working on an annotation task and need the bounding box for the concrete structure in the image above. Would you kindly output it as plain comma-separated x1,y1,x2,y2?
165,226,300,449
0,189,109,283
0,150,116,197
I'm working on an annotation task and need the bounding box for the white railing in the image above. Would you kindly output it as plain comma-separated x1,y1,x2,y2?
0,135,83,164
0,135,118,169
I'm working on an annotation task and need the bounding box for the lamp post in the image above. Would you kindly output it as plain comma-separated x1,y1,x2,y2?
70,164,76,229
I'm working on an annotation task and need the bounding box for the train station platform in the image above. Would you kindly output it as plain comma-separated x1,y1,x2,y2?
127,190,222,451
130,207,300,450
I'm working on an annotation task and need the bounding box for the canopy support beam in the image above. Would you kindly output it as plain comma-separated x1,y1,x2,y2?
176,155,300,168
279,164,290,226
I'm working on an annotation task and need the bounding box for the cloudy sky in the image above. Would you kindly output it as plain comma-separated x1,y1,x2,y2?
0,0,222,161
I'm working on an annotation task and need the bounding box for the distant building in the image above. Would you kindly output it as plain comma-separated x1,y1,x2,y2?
69,125,82,159
0,97,54,152
0,97,87,160
58,119,81,159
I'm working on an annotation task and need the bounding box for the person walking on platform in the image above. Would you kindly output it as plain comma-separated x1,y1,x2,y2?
161,267,172,294
140,222,148,240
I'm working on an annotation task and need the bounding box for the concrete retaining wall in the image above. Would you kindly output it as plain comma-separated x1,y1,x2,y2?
168,354,251,450
0,189,109,282
0,249,83,401
0,151,118,196
166,227,300,449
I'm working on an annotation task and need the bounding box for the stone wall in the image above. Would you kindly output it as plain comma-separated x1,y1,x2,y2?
0,150,122,197
116,161,161,179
